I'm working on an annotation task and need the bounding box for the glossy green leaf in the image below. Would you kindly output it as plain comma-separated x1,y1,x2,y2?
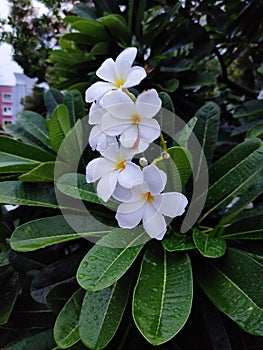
155,79,179,92
2,329,56,350
44,88,64,118
57,173,118,209
79,273,131,349
0,153,39,174
0,136,55,162
162,234,195,252
201,141,263,222
133,242,193,345
72,19,107,40
197,248,263,335
0,181,59,208
64,90,86,126
234,99,263,119
223,216,263,240
10,215,109,252
193,102,220,166
73,2,97,19
98,15,131,44
246,122,263,139
54,289,85,349
16,111,51,148
19,162,56,182
193,227,226,258
48,104,71,152
77,227,148,291
159,91,175,112
3,123,41,147
0,269,20,325
175,116,198,148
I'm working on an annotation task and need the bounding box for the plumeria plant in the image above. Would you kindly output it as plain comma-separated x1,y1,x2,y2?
0,1,263,349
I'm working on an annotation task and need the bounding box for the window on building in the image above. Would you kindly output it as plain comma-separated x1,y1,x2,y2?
2,93,12,102
3,106,13,116
3,120,12,125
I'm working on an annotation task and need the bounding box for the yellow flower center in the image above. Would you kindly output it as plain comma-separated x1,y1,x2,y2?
115,77,125,89
131,114,141,125
115,160,126,170
142,191,154,202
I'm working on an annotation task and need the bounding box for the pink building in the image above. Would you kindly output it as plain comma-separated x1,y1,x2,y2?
0,85,13,127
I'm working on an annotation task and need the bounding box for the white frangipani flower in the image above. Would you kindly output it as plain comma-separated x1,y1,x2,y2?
85,47,147,102
86,144,143,202
116,164,188,240
88,102,117,152
101,89,161,152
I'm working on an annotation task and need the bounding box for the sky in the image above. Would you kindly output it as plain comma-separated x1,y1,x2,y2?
0,0,47,85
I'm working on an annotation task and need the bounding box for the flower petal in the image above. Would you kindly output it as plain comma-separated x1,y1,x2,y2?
113,183,133,202
89,102,104,125
101,113,128,136
143,203,167,239
86,158,115,183
97,170,119,202
136,89,162,118
102,90,135,119
143,164,167,194
120,126,139,148
118,161,143,189
115,47,137,77
139,118,160,142
158,192,188,217
116,201,145,228
124,66,147,88
85,82,113,102
96,58,117,82
89,126,117,152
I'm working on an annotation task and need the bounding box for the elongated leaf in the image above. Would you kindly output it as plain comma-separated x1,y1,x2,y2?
10,215,110,252
18,162,56,182
162,234,195,252
3,123,42,147
223,216,263,240
98,15,131,44
0,136,55,162
193,102,220,169
0,153,39,174
54,289,85,349
64,90,86,126
193,227,226,258
79,273,131,349
0,269,20,325
57,173,118,209
159,91,175,112
77,227,148,291
197,248,263,335
0,249,9,266
48,104,71,152
200,143,263,222
133,242,193,345
44,88,64,118
16,111,51,148
0,181,59,208
72,19,107,40
175,116,198,148
2,329,56,350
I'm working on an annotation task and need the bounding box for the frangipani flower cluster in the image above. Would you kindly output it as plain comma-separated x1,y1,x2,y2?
85,47,188,240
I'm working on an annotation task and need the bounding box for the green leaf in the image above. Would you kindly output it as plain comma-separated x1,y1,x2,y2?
157,146,192,191
0,269,20,325
200,141,263,222
98,15,131,44
162,234,195,252
0,153,39,174
54,289,85,349
193,102,220,166
193,227,226,258
71,19,108,41
0,136,55,162
197,248,263,335
133,242,193,345
18,162,56,182
10,215,110,252
223,216,263,240
77,227,148,291
73,2,97,19
44,88,64,118
48,104,71,152
0,249,9,266
0,181,59,208
64,90,86,126
175,116,198,148
16,111,51,148
79,273,131,349
181,72,216,88
234,99,263,119
56,173,118,209
159,91,175,112
2,329,56,350
155,79,179,92
246,122,263,139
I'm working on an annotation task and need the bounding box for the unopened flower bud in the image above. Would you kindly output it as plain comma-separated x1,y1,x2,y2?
139,157,148,167
161,151,170,159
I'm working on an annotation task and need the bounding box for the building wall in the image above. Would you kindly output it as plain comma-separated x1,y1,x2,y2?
0,85,13,127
